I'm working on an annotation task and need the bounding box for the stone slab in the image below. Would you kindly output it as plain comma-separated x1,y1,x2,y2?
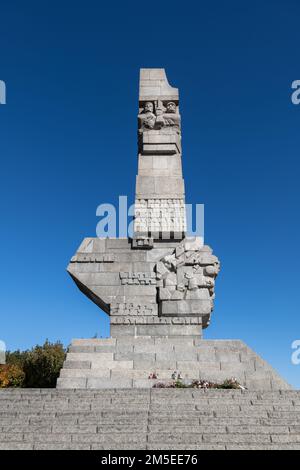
57,339,291,390
2,388,300,449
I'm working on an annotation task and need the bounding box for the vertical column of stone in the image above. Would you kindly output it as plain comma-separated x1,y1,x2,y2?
134,69,186,240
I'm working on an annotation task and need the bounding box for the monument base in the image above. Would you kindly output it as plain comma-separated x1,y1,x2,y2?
110,323,202,338
57,338,291,390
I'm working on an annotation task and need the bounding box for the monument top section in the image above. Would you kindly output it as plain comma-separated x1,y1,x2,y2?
135,68,184,236
139,68,179,102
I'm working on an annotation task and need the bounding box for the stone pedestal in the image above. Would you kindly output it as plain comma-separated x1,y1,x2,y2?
67,236,218,339
57,338,291,390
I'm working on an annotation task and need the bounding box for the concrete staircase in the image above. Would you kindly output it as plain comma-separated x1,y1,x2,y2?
0,388,300,450
57,338,291,390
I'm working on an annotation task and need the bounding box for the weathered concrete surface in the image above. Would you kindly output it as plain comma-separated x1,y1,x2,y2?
136,69,185,231
67,69,220,337
57,339,291,391
68,237,220,335
0,388,299,450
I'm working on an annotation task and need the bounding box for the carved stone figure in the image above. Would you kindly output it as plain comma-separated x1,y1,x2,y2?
138,101,156,131
155,240,219,327
162,101,181,128
166,101,176,113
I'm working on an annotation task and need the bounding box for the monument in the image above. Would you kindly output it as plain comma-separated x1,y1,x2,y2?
57,69,290,390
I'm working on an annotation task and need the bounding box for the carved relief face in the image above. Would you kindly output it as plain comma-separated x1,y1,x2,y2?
144,101,154,113
166,102,176,113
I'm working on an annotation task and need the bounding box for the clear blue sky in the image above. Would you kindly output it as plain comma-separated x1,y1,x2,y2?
1,0,299,388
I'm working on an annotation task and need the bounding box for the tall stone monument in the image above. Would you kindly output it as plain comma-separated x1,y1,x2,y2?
67,69,219,338
57,69,290,390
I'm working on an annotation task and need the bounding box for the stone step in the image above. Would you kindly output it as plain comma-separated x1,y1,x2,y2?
67,340,258,354
69,338,252,352
72,339,116,346
0,389,300,449
60,368,199,380
66,352,114,361
58,339,291,390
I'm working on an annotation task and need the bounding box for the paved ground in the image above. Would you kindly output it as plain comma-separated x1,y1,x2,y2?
0,388,300,450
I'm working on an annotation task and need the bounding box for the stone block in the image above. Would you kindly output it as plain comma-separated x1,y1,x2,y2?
133,356,156,369
161,300,211,315
220,361,254,374
139,86,161,96
106,238,131,250
215,351,241,363
56,378,87,389
109,370,147,381
196,349,217,363
142,143,179,155
227,425,289,434
149,424,227,434
156,337,194,347
271,434,300,443
131,379,158,388
90,361,133,370
149,69,167,80
72,272,120,286
66,352,114,362
176,361,220,373
155,350,198,361
140,69,150,80
0,443,34,450
72,338,116,346
68,345,97,353
110,325,137,337
86,378,133,389
202,433,272,444
133,343,173,353
59,369,110,378
62,361,91,369
136,324,201,337
94,345,116,353
117,336,155,345
147,432,203,444
244,371,273,390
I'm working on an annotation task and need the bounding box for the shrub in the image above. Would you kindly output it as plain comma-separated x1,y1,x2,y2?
6,350,28,369
22,340,66,388
5,340,66,388
0,364,25,388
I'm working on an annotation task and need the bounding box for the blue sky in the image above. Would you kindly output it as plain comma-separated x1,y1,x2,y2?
1,0,300,388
